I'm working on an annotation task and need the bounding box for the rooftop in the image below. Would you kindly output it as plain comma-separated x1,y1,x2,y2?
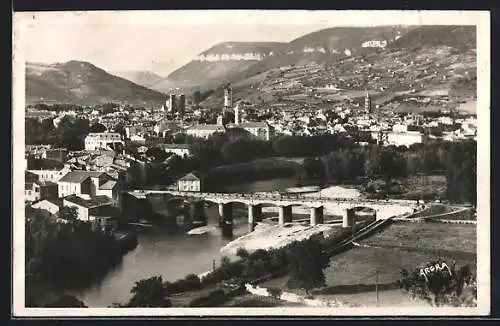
99,180,118,190
58,171,106,183
63,194,113,209
187,124,225,131
239,121,269,128
179,171,205,181
160,144,191,150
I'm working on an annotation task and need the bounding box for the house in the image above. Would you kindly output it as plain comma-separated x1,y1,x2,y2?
153,120,182,137
125,125,147,139
25,180,58,203
386,131,423,147
186,124,225,139
84,132,124,151
62,194,117,226
27,165,72,183
238,121,275,141
137,145,149,154
42,148,68,162
130,133,147,144
159,144,191,157
178,172,204,192
57,171,120,204
31,198,61,215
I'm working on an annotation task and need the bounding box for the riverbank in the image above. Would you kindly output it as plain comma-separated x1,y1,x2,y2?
220,222,340,255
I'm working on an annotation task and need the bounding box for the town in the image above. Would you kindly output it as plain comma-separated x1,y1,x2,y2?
21,20,479,310
25,83,476,225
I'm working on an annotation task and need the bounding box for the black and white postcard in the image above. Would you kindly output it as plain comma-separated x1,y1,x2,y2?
12,10,490,316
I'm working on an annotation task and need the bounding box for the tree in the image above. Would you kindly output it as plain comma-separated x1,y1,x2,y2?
286,236,330,294
267,287,282,299
445,140,476,204
88,123,107,133
398,261,476,307
53,116,90,150
146,147,168,162
126,276,171,307
58,206,78,222
236,248,250,260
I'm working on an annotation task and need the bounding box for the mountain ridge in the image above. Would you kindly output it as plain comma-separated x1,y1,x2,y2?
26,60,167,106
112,70,165,88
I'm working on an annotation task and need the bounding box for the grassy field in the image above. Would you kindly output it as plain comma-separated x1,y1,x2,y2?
260,220,476,306
362,222,476,254
168,284,220,307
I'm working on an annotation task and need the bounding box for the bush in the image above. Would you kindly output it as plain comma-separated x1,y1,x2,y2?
267,287,282,299
165,274,201,294
200,261,245,286
189,289,229,307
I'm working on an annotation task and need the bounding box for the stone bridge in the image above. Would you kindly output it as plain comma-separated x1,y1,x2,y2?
125,190,418,236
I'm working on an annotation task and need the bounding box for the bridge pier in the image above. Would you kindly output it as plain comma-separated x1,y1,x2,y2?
189,201,207,227
248,204,262,232
310,206,324,226
343,208,356,230
278,205,293,226
218,203,234,237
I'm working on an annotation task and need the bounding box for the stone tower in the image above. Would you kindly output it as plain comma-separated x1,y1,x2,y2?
178,94,186,114
168,94,176,112
224,86,232,109
364,92,371,113
234,103,240,125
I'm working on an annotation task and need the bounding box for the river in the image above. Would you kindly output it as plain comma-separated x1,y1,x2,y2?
73,178,301,307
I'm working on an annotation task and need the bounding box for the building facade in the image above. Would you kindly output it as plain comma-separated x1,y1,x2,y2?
178,172,203,192
186,124,225,139
84,132,123,151
160,144,192,157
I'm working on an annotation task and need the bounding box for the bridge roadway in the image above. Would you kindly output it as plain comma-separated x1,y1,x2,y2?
125,190,418,233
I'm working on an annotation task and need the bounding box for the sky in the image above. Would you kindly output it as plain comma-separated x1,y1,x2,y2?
16,10,485,77
19,11,335,76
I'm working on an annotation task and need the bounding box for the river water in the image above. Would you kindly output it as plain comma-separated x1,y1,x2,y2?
74,178,299,307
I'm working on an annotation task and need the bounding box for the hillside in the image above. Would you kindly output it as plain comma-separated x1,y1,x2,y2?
226,26,414,83
200,25,477,113
387,25,476,52
150,42,286,93
26,61,167,106
153,27,416,94
112,70,165,88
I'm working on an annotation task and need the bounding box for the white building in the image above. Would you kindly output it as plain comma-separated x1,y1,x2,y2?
178,172,203,192
186,124,226,139
85,132,123,151
386,131,423,147
237,121,275,141
392,124,408,133
27,165,71,183
31,199,61,215
160,144,192,157
57,171,119,205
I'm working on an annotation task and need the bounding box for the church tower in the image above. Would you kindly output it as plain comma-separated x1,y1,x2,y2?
224,86,233,109
364,92,371,113
234,103,240,125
